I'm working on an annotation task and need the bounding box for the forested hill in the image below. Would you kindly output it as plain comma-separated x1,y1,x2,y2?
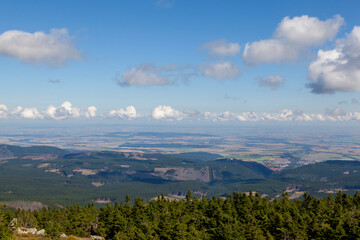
0,145,273,205
1,144,360,205
2,192,360,239
0,144,68,158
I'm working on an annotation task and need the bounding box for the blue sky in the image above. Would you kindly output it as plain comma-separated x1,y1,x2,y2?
1,0,360,123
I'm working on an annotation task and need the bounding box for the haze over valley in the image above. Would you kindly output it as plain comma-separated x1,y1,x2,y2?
0,125,359,206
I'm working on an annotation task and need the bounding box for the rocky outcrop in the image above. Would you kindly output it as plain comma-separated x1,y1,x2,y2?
16,227,45,236
91,235,104,240
152,167,210,182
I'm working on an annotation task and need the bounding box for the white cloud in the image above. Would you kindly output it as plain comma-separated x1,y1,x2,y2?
323,107,360,121
257,108,360,122
243,39,297,65
256,75,285,90
310,114,327,121
154,107,360,122
119,61,243,86
11,106,44,120
0,102,93,120
200,62,241,80
216,111,236,121
152,105,182,121
201,40,241,56
262,109,312,121
0,104,8,119
275,14,344,46
3,103,360,123
45,101,81,120
108,106,137,120
308,26,360,93
239,112,259,121
204,111,258,122
85,106,97,118
0,28,81,67
0,105,7,111
326,107,346,117
45,105,58,119
203,109,328,122
20,108,43,119
117,63,198,87
204,111,216,120
11,106,23,115
243,15,344,65
118,67,170,86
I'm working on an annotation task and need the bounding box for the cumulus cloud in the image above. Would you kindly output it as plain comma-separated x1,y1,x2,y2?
45,101,81,120
11,106,23,115
108,106,137,120
262,109,312,121
200,108,360,122
10,102,97,120
20,108,43,119
0,102,131,121
243,15,344,65
257,108,360,122
243,39,297,65
216,111,236,121
3,102,360,123
324,107,360,121
308,26,360,93
221,111,258,122
10,106,44,120
85,106,97,118
275,15,344,46
118,67,170,86
202,111,258,122
200,62,241,80
326,107,346,117
201,40,241,56
0,104,8,119
118,61,243,86
0,28,81,67
256,75,285,90
238,112,259,121
152,105,182,121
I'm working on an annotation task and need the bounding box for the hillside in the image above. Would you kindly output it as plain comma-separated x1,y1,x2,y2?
271,160,360,196
0,144,360,205
0,145,273,205
0,144,69,159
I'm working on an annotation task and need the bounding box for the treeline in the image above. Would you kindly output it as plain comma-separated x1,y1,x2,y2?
1,191,360,239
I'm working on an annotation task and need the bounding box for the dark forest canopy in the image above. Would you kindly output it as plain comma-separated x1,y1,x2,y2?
2,191,360,239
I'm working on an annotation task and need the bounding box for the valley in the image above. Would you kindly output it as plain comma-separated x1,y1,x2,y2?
0,142,360,206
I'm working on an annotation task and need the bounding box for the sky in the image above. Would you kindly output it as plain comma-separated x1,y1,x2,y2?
1,0,360,123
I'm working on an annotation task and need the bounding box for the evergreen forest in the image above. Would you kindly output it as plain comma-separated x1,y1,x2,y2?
2,191,360,239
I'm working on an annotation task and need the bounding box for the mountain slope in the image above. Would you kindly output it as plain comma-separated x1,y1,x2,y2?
1,144,360,205
0,144,69,158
